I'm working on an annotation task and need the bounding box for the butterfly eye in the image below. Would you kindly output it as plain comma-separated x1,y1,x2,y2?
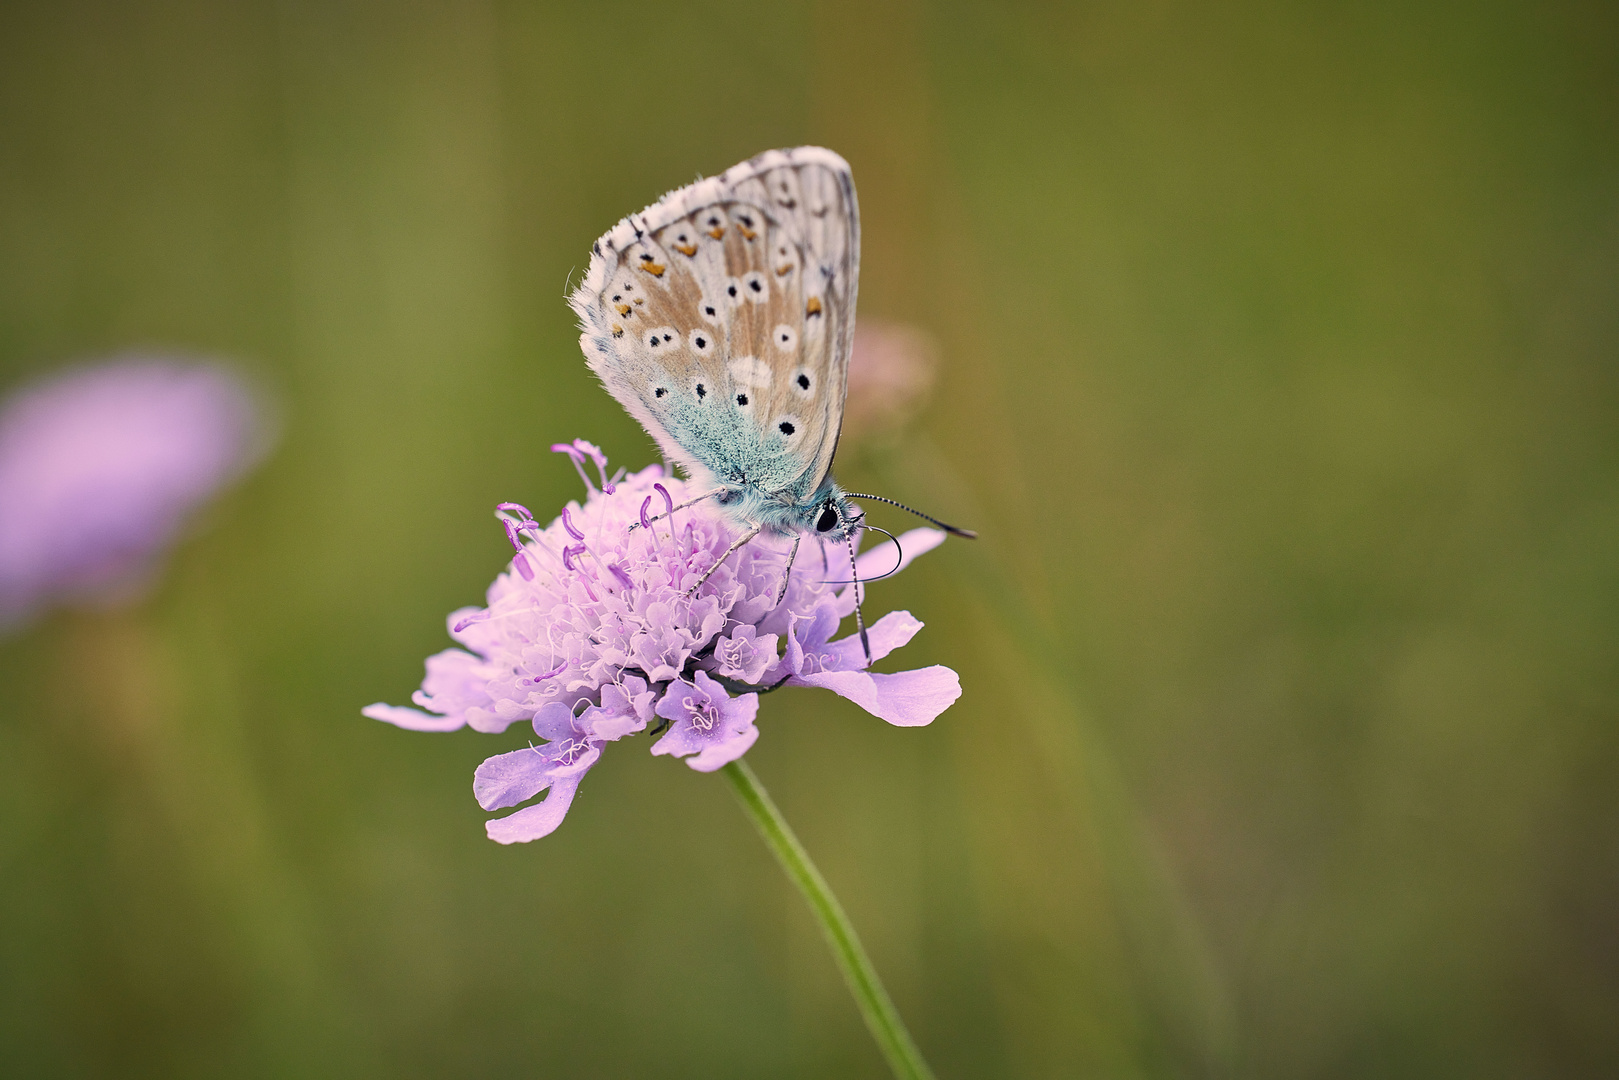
816,504,839,533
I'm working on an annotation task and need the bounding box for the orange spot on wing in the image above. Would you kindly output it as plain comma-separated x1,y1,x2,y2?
707,226,725,240
674,243,698,257
738,225,758,241
776,264,793,276
640,262,666,277
805,296,823,317
611,324,624,338
615,303,632,316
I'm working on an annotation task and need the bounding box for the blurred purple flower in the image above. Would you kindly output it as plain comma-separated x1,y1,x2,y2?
0,357,271,629
365,442,961,843
842,320,939,443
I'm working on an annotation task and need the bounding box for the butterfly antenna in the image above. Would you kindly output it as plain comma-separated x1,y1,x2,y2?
842,493,978,539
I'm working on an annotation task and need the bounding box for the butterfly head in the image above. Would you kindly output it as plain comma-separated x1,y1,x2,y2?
807,492,860,544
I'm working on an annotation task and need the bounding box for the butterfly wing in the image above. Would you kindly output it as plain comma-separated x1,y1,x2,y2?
570,147,859,506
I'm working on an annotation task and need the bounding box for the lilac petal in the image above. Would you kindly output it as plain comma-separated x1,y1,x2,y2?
832,528,946,618
823,610,923,671
473,746,556,810
796,604,842,655
419,646,490,697
484,774,583,844
529,700,579,741
682,723,759,772
584,702,646,741
362,702,466,732
853,527,945,582
793,664,961,727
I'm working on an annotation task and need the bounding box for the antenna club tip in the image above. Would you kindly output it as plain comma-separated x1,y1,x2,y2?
950,527,979,540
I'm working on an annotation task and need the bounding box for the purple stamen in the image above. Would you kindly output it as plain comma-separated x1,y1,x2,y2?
640,495,653,532
551,439,616,495
502,518,528,551
561,544,587,572
525,660,567,684
654,483,675,523
452,611,490,633
551,443,596,494
497,502,533,521
578,440,615,494
561,505,585,541
512,553,535,581
608,563,634,591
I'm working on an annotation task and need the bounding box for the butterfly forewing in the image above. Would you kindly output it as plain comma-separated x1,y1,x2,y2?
571,148,859,507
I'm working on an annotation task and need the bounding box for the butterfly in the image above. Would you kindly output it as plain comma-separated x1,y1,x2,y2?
568,147,973,630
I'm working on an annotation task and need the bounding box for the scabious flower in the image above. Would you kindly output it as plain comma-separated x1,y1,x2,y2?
364,439,961,843
0,356,270,630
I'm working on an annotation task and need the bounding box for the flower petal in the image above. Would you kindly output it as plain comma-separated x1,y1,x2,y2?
411,648,509,730
484,774,582,844
585,703,647,741
473,746,557,810
823,610,924,670
362,702,466,732
529,700,579,741
836,528,946,615
684,723,759,772
792,664,961,726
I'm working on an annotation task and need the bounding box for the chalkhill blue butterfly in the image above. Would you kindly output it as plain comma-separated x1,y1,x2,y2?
568,147,973,657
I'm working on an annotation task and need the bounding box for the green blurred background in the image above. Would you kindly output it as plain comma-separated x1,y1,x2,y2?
2,1,1616,1076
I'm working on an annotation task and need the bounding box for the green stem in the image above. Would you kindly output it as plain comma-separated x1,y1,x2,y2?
722,758,937,1080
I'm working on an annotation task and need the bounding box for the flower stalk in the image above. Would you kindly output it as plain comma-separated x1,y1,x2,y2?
722,758,937,1080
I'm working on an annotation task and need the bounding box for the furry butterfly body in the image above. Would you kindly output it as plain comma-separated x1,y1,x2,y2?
569,147,862,545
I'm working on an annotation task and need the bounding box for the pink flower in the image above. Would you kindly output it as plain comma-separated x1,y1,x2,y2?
842,320,939,443
0,357,270,629
364,441,961,843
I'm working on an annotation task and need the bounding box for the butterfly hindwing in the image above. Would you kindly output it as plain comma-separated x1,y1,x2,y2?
571,148,859,507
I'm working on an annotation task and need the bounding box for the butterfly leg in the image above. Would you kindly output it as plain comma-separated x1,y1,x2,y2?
684,524,762,598
629,490,720,533
773,533,802,607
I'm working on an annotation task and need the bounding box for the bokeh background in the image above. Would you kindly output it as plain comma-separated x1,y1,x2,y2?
3,1,1617,1076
